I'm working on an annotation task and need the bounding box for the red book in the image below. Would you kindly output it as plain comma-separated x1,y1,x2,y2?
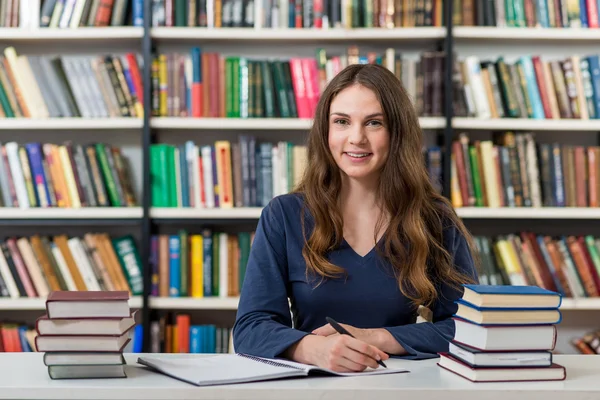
46,291,130,319
177,314,190,353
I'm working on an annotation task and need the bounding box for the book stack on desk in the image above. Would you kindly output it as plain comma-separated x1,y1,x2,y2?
35,291,135,380
438,285,567,382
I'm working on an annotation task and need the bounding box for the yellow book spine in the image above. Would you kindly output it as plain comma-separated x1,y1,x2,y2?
190,235,204,298
215,140,233,208
58,146,81,208
50,145,71,208
158,54,168,116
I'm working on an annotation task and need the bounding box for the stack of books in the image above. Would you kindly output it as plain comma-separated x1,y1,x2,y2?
438,285,567,382
35,291,135,380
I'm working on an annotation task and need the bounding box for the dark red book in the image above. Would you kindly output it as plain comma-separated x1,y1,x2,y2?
437,353,566,382
46,291,130,319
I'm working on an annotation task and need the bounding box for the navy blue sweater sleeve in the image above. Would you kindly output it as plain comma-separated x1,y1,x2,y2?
384,224,479,360
232,201,310,358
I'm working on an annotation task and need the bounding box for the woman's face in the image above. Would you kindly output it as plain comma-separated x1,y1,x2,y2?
327,84,390,183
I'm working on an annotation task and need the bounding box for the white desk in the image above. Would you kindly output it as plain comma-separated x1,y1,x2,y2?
0,353,599,400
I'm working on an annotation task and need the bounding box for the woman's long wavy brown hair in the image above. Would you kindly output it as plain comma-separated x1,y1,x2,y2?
294,63,477,308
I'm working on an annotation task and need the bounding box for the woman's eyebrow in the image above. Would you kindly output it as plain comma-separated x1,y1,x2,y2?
329,112,383,118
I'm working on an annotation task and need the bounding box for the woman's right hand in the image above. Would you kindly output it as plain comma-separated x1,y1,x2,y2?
286,334,390,372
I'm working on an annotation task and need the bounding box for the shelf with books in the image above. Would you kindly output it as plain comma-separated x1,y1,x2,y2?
0,27,144,41
456,207,600,219
0,296,142,310
0,118,144,130
151,27,447,42
149,297,239,310
0,207,143,219
560,298,600,311
453,27,600,42
150,117,445,130
150,207,262,220
452,118,600,132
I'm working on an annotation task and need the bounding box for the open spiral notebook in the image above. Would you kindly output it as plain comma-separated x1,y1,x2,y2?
137,354,409,386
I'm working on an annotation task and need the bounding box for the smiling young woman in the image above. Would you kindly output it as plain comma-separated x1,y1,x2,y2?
232,63,479,373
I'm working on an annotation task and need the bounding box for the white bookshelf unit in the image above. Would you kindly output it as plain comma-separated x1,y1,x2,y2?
0,296,143,310
0,207,143,220
453,26,600,41
151,27,446,41
0,27,143,41
0,118,143,130
150,297,239,310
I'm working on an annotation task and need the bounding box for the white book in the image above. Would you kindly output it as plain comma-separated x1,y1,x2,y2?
201,146,215,208
219,233,228,298
192,144,202,208
5,142,30,209
51,244,78,291
67,238,101,291
464,56,491,119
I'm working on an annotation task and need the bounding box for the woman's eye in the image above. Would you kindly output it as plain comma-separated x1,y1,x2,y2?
367,120,383,127
333,119,349,125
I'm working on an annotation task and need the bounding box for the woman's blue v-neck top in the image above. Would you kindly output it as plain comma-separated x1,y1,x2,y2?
232,193,478,360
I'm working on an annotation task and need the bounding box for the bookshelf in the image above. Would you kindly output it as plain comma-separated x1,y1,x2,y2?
151,27,447,41
0,118,143,130
0,296,143,310
0,27,143,41
2,0,600,356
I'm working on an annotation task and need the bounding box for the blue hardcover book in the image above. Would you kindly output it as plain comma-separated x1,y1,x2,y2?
587,55,600,119
202,229,213,297
454,299,562,326
519,56,545,119
133,325,143,353
190,326,201,353
461,284,562,309
168,235,181,297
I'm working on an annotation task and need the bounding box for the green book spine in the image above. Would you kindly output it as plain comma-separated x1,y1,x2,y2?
468,146,484,207
112,235,143,295
175,0,187,26
585,236,600,281
166,145,177,207
255,61,264,117
225,58,233,118
496,59,521,118
238,232,250,289
0,79,14,117
282,62,297,118
232,57,240,118
272,61,290,118
179,230,188,297
504,0,516,26
513,0,526,27
95,143,121,206
364,0,372,27
261,61,275,118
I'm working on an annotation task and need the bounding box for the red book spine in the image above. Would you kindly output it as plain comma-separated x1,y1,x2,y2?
126,54,144,107
94,0,115,26
587,0,599,28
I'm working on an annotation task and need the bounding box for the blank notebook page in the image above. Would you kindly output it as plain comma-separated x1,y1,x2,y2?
138,354,305,385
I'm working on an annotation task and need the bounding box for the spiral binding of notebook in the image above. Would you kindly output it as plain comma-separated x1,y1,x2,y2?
237,353,305,370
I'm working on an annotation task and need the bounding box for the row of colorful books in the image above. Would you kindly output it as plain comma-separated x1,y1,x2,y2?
455,0,600,29
473,233,600,299
455,54,600,120
150,47,440,119
150,139,307,208
151,0,443,29
7,0,143,28
0,234,142,299
0,142,137,209
150,230,254,298
451,132,600,209
150,313,232,354
0,47,143,119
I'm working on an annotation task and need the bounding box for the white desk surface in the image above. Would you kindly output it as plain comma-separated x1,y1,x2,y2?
0,353,599,400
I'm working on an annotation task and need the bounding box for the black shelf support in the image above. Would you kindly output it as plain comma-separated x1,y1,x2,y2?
442,0,454,200
141,0,153,354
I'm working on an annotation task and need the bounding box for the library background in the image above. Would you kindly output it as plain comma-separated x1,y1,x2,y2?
0,0,598,356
